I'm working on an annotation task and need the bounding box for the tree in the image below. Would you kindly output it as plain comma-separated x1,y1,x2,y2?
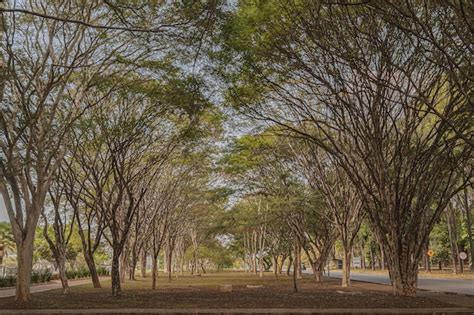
221,1,472,296
0,0,136,300
293,143,364,287
42,170,76,293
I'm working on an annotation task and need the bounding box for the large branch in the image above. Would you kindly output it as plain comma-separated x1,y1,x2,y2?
0,8,189,33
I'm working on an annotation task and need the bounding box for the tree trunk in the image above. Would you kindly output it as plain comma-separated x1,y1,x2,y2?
120,250,128,283
388,265,418,297
293,241,298,293
447,205,460,274
296,243,303,279
141,250,147,278
57,253,69,294
286,255,293,276
163,249,168,274
272,255,278,279
167,249,172,282
152,254,158,290
341,245,351,287
111,250,121,296
15,237,34,302
312,263,323,282
423,242,431,273
279,255,286,275
259,256,264,278
84,250,101,288
462,185,474,271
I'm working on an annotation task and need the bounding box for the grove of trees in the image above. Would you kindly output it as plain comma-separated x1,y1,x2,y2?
0,0,472,302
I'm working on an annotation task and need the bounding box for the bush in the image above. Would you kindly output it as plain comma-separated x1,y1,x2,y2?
0,269,51,288
0,275,16,288
66,270,77,279
31,269,52,284
39,269,52,282
97,266,110,276
76,267,90,278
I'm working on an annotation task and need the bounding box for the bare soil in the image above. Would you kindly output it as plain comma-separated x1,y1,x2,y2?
0,272,471,310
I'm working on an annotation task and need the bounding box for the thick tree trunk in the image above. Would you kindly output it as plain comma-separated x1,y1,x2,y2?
15,237,34,302
84,250,101,288
259,257,264,278
141,250,147,278
111,250,121,296
388,265,418,297
341,245,351,287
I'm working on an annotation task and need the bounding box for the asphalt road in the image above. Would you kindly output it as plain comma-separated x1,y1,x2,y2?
326,270,474,295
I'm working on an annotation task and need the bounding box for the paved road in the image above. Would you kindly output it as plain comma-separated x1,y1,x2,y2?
326,270,474,295
0,277,109,298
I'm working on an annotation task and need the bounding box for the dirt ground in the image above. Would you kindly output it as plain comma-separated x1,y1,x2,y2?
0,272,472,310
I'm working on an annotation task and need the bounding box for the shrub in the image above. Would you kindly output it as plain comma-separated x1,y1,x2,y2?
66,270,77,279
97,266,110,276
0,275,16,288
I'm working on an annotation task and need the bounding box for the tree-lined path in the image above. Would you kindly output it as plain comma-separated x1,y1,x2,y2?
0,0,472,312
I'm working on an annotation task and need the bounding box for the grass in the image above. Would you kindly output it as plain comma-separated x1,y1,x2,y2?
0,271,471,310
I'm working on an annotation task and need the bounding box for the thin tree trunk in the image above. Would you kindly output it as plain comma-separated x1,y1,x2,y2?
167,249,172,282
296,243,303,279
287,255,293,276
120,250,128,283
140,250,147,278
462,185,473,271
57,253,69,294
447,204,460,274
293,240,298,293
152,254,158,290
272,255,278,279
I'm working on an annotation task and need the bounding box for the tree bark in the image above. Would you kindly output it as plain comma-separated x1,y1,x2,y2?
152,254,158,290
84,250,101,288
141,250,147,278
286,255,293,276
462,185,474,271
15,236,35,302
341,245,352,287
57,251,69,294
296,243,303,279
272,255,278,279
293,240,298,293
111,249,121,296
447,204,460,274
167,249,172,282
